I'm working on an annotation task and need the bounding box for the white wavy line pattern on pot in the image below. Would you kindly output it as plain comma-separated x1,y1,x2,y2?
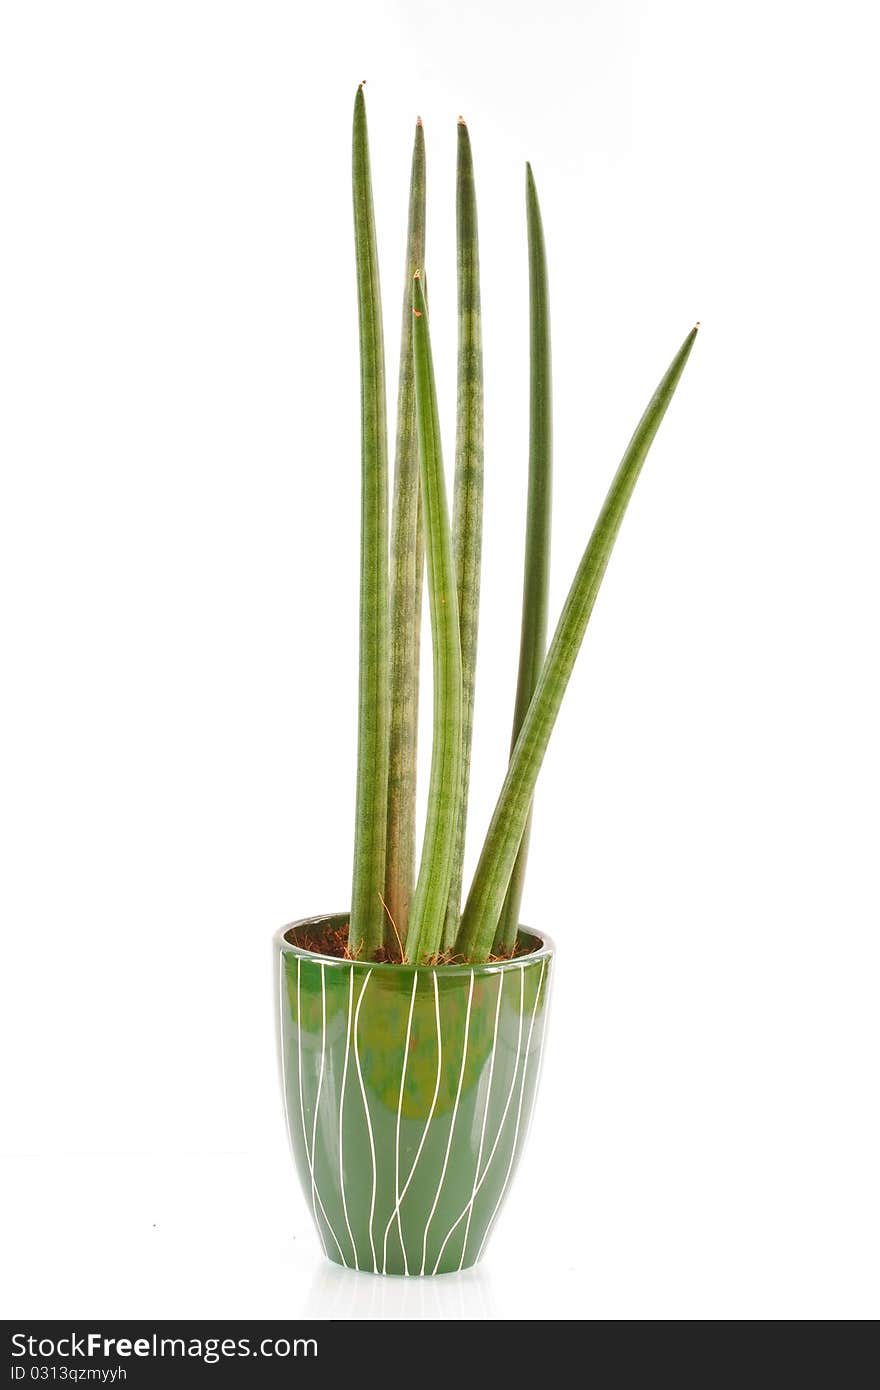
419,968,474,1275
352,967,378,1273
382,971,443,1273
386,970,419,1275
456,968,505,1272
475,958,546,1262
337,967,358,1268
516,957,552,1172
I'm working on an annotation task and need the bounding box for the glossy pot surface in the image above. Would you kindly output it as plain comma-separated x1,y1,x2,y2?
275,913,553,1276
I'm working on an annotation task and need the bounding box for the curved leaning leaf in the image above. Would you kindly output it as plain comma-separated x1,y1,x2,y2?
494,164,552,955
406,273,464,964
443,119,485,950
385,119,427,948
455,325,700,963
349,86,390,959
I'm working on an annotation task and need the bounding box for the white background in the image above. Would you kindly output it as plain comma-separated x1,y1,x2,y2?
2,0,878,1320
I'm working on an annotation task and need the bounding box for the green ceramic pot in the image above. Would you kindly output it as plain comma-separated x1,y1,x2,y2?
275,914,553,1276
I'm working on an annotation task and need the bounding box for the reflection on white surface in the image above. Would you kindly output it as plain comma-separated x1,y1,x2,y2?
305,1258,497,1320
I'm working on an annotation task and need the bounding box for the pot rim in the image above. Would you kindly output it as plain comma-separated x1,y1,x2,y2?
274,911,554,975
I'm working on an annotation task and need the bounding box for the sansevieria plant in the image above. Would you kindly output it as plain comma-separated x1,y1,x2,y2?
275,86,698,1276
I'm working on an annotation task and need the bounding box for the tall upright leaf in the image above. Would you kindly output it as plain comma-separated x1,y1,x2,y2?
349,85,390,959
442,118,484,950
405,273,464,964
494,164,552,955
385,119,427,947
455,326,700,963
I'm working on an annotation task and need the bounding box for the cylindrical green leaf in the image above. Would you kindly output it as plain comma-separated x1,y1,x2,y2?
455,326,700,962
349,86,390,959
494,164,552,955
405,274,464,964
385,119,427,948
442,119,484,950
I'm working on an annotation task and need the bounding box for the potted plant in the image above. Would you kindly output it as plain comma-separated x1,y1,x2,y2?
275,85,698,1276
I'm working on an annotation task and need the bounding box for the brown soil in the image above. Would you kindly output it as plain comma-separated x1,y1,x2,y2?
286,920,533,966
